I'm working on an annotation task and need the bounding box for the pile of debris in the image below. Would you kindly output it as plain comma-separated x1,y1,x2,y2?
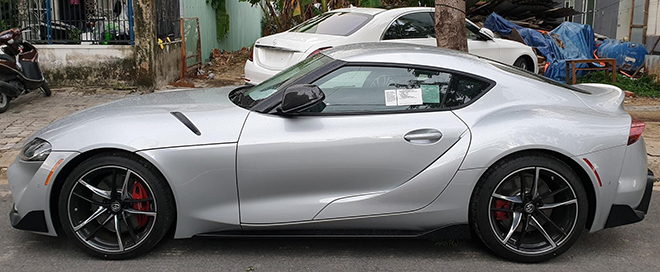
468,0,581,30
188,47,251,86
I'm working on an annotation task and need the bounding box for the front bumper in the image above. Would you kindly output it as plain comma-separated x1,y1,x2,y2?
604,169,654,228
10,205,48,232
7,151,78,236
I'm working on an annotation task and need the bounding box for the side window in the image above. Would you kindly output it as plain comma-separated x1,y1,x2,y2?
308,66,452,113
444,75,491,107
306,66,492,114
383,12,435,40
465,21,483,41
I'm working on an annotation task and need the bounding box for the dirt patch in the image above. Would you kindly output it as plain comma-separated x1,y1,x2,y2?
625,96,660,107
189,48,251,88
626,96,660,177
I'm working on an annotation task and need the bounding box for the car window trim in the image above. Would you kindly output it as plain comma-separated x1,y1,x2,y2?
265,61,497,116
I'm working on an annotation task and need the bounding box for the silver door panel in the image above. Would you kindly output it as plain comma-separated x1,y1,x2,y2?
237,111,468,224
314,131,470,219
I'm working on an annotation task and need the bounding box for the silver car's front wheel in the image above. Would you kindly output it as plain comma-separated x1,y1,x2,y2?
470,153,588,263
59,153,175,259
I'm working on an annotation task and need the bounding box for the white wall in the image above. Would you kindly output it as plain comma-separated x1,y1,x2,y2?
35,44,133,71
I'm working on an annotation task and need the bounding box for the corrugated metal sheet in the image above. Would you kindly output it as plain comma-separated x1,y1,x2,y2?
218,1,262,52
183,1,261,60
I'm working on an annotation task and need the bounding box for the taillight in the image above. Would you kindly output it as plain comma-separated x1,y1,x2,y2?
248,47,254,62
628,118,645,145
307,47,332,58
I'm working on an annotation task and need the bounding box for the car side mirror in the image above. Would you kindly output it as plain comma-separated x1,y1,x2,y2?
279,84,325,114
479,28,495,40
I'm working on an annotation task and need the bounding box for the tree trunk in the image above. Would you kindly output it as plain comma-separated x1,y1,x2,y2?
434,0,468,52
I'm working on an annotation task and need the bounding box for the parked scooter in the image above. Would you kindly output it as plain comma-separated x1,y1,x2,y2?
0,27,51,113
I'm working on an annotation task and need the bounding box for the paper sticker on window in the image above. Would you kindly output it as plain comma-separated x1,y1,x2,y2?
385,89,424,106
421,85,440,104
384,89,398,106
396,88,423,106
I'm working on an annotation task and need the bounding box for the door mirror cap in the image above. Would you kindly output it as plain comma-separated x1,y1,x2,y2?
280,84,325,114
479,28,495,40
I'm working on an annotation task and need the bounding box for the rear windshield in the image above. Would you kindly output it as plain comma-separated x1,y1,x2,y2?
487,60,592,94
290,12,373,36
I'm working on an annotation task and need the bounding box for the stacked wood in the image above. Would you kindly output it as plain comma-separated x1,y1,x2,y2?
467,0,581,31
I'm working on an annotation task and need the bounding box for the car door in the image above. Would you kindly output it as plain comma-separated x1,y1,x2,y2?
236,65,483,224
380,12,437,47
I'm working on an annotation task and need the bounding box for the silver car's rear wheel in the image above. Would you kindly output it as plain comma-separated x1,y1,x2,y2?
59,153,175,259
488,167,578,255
66,166,157,253
470,153,588,263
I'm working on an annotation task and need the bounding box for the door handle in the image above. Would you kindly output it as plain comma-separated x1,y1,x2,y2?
404,129,443,144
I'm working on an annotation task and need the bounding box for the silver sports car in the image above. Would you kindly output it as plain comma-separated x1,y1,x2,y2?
8,43,652,262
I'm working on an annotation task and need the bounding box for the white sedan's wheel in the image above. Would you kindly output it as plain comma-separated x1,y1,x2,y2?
470,153,588,263
513,57,532,72
59,153,175,259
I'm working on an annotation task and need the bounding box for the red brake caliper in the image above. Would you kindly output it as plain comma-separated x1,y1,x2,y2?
132,182,150,227
494,200,511,220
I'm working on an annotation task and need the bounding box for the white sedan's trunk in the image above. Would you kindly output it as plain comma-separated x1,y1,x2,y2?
254,32,342,70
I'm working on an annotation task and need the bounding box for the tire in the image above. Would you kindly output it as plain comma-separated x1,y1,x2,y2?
0,93,10,113
469,153,588,263
58,152,175,259
513,57,533,72
41,81,52,97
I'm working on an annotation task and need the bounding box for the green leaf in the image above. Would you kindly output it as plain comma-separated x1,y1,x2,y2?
359,0,381,7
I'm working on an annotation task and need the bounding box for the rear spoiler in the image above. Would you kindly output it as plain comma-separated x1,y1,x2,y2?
573,83,625,113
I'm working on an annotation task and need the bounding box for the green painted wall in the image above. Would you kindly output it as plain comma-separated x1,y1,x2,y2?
183,1,262,61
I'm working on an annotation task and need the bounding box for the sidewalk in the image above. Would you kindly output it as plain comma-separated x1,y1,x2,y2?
0,88,136,177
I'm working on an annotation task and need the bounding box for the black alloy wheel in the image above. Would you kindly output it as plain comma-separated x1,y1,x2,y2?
470,153,588,263
59,153,174,259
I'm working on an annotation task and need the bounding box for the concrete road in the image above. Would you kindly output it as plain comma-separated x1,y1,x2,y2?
0,181,659,271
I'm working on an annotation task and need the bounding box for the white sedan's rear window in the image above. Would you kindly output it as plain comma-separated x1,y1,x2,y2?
290,12,373,36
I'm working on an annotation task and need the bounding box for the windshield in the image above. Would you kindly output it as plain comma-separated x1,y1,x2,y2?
290,12,373,36
231,54,335,109
487,60,591,94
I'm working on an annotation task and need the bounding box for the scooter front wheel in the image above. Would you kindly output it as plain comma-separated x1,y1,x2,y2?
41,82,52,97
0,93,10,113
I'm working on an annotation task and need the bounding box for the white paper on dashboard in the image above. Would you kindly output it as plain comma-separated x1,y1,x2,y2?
384,89,398,106
396,88,423,106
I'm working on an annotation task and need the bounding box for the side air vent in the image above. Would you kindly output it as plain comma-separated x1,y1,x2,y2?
171,112,201,136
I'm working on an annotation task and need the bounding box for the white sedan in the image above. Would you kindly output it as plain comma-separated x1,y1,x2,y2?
245,7,538,84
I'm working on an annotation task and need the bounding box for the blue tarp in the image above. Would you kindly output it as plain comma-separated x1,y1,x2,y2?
596,39,648,72
484,13,598,82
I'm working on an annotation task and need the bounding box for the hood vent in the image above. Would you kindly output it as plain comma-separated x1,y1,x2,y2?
171,112,201,136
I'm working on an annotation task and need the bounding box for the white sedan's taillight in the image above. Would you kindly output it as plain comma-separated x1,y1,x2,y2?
307,47,332,59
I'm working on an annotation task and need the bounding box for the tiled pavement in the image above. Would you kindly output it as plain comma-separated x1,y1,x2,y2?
0,88,136,171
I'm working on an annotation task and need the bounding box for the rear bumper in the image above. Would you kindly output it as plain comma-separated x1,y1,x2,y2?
604,169,654,228
244,60,279,85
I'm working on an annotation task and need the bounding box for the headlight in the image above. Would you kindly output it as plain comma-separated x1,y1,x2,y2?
20,138,51,161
